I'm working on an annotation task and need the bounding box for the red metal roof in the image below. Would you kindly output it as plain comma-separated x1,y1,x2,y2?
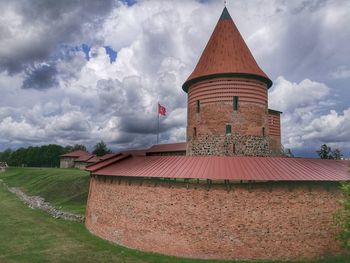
100,153,115,160
60,150,89,158
87,155,101,163
183,7,272,92
146,142,186,153
75,154,94,162
91,155,350,181
86,153,128,171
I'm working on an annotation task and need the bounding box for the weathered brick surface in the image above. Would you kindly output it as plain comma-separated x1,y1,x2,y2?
186,77,281,156
268,111,281,154
86,177,345,261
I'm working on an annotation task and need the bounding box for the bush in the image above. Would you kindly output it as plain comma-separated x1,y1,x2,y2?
334,182,350,249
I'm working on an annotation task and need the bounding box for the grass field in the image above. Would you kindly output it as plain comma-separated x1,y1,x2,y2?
0,167,89,214
0,167,349,263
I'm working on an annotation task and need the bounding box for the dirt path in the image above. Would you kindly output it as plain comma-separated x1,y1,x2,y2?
0,179,84,222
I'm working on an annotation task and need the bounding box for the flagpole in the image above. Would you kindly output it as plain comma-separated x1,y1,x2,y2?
157,102,159,144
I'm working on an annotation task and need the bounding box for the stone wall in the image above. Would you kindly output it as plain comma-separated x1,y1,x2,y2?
74,161,88,170
187,134,271,156
59,157,75,168
86,176,345,261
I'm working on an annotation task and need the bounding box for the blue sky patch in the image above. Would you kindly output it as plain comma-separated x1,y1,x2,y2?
123,0,137,6
105,46,117,63
82,44,91,61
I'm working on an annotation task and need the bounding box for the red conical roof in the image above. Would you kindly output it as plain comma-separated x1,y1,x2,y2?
183,7,272,92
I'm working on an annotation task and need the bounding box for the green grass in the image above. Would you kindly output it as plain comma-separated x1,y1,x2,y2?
0,167,89,214
0,167,349,263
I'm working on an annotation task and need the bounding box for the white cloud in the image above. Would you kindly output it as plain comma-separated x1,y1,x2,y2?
0,117,45,142
269,76,330,113
0,0,349,157
331,66,350,79
269,76,350,153
303,109,350,142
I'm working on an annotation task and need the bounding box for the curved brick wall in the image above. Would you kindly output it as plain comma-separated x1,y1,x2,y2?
268,111,282,153
86,176,344,261
187,77,271,156
188,78,268,106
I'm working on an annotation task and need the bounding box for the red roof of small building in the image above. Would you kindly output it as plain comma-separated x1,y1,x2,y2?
183,7,272,92
86,142,185,171
86,153,130,172
100,153,115,160
60,150,89,158
87,155,102,163
75,154,94,162
146,142,186,153
90,155,350,181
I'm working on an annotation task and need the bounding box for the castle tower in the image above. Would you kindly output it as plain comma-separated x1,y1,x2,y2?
183,7,281,156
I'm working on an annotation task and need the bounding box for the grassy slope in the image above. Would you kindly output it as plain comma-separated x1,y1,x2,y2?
1,167,89,214
0,167,348,263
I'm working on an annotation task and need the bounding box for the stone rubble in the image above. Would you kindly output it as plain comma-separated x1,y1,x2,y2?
0,179,84,222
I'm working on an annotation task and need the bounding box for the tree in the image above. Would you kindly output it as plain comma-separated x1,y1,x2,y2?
317,144,343,160
331,149,343,160
0,144,66,167
0,148,12,163
71,144,87,152
335,182,350,250
92,141,112,156
317,144,332,159
63,144,86,154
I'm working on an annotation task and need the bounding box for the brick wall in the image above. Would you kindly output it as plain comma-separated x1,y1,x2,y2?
86,176,345,261
187,77,274,156
268,110,281,154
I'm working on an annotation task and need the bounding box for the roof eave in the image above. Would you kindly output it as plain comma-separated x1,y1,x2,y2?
182,72,273,93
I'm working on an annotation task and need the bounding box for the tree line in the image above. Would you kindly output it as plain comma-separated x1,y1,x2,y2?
0,141,111,167
316,144,343,160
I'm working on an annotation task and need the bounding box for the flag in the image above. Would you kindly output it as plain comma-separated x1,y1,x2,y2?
158,103,166,116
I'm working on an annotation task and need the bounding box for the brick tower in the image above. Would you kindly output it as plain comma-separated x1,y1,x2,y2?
183,7,281,156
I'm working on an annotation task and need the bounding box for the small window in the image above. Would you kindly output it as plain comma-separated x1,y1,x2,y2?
193,127,197,138
226,124,231,135
262,127,265,137
233,143,236,154
233,96,239,111
196,100,200,113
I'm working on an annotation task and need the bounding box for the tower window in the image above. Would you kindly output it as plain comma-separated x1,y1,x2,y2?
233,96,239,111
262,127,265,137
196,100,200,113
233,143,236,154
226,124,231,135
193,127,197,138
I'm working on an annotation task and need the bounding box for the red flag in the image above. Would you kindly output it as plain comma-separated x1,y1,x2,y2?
158,103,166,116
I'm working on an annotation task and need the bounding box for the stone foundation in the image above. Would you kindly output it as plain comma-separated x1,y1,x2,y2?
86,176,345,261
187,134,271,156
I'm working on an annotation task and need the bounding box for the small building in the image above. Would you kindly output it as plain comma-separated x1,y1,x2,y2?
0,162,8,172
73,154,96,170
59,150,89,168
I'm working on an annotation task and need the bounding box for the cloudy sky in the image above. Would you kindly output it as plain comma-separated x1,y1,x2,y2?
0,0,349,157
